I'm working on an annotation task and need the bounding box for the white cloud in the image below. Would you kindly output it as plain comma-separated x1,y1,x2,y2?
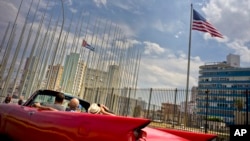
138,51,203,88
112,2,131,11
117,23,137,38
153,20,175,33
143,41,164,55
93,0,107,7
201,0,250,65
0,1,23,28
227,40,250,64
127,39,141,46
202,0,250,42
1,0,249,90
69,8,77,13
66,0,73,6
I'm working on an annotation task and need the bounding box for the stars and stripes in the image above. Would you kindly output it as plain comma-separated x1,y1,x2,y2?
192,9,223,38
82,39,95,51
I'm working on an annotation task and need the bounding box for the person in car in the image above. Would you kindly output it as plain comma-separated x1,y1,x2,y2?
66,98,81,112
34,92,65,111
3,95,12,104
88,103,115,116
18,99,23,105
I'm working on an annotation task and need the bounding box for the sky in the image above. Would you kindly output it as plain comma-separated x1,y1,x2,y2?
0,0,250,89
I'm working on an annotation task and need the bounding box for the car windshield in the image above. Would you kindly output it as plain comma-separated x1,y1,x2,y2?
33,94,86,112
33,95,68,108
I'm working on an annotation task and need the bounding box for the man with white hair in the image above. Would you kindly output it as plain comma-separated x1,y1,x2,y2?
66,98,80,112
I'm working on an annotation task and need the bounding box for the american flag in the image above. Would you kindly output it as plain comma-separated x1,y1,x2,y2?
82,39,95,51
192,9,223,38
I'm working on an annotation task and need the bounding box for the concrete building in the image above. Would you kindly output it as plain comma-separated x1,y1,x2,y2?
161,103,180,123
60,53,86,96
19,56,38,98
197,54,250,125
83,65,120,103
46,64,63,91
227,53,240,67
191,86,198,102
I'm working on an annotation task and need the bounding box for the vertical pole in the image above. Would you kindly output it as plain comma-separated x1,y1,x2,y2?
147,88,153,119
0,0,23,87
47,0,64,90
0,22,10,54
83,87,87,99
94,87,99,102
126,87,131,116
246,89,249,125
110,87,114,110
205,89,209,133
184,3,193,127
172,88,177,128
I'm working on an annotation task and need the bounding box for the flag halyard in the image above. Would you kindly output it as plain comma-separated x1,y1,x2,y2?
192,9,223,38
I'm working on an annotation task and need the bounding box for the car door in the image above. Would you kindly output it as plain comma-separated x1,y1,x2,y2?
2,105,35,140
26,110,80,141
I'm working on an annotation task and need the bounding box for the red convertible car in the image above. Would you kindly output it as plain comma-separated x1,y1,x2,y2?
0,89,217,141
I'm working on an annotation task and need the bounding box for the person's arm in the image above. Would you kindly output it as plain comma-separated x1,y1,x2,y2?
99,104,116,116
33,103,58,111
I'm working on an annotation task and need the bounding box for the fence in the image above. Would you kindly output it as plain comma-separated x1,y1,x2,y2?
83,87,250,141
2,87,249,140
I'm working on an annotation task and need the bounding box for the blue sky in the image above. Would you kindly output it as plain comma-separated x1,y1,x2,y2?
0,0,250,89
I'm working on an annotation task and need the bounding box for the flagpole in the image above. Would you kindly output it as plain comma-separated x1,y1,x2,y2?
0,0,23,91
184,3,193,127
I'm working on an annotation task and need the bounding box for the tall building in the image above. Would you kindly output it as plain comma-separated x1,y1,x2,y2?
61,53,86,96
197,54,250,125
106,65,120,88
191,86,198,102
19,56,38,98
84,68,107,88
83,65,120,104
45,64,63,91
73,60,86,97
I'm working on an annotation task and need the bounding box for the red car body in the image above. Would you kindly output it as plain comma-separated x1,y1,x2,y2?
0,90,217,141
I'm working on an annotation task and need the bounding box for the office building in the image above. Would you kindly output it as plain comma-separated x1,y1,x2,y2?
197,54,250,125
45,64,63,91
61,53,86,96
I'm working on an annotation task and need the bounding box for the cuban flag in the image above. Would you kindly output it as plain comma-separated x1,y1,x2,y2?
82,40,95,51
192,9,223,38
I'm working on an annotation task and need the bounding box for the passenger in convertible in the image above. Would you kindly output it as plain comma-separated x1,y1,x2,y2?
66,98,81,112
3,95,12,104
34,92,65,111
88,103,116,116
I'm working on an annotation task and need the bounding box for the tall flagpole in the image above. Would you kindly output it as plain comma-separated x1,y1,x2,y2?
184,3,193,127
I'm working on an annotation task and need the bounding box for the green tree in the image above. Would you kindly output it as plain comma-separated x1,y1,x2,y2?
234,99,243,111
